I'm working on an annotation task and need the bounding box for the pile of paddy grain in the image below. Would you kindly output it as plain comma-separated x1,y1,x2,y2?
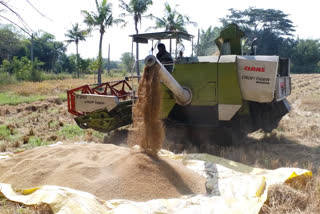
0,143,206,201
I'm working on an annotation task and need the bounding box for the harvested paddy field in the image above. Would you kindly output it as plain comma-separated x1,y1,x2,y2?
0,74,320,213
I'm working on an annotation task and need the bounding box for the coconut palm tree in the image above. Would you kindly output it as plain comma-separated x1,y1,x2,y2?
151,2,196,54
65,23,89,78
82,0,123,84
119,0,153,76
152,3,196,32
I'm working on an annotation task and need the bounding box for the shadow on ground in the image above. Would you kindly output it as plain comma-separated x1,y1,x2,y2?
191,133,320,173
103,127,320,173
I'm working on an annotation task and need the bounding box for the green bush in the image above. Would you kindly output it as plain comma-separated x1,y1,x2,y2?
30,69,44,82
0,72,16,85
0,57,46,82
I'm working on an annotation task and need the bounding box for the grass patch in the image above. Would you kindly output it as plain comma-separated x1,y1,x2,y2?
23,137,49,150
59,124,84,139
0,92,45,105
58,92,67,101
0,125,19,144
92,131,104,140
0,125,11,140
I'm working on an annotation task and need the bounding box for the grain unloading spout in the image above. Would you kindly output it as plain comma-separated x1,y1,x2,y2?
144,55,192,106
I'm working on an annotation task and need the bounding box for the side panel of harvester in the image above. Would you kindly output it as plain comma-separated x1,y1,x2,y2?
161,55,245,126
160,54,291,127
160,56,219,125
218,55,242,121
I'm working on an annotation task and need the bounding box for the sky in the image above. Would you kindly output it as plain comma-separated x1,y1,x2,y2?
1,0,320,61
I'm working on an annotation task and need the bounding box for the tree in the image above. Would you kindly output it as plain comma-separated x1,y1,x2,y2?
291,39,320,73
120,52,134,74
0,25,26,62
103,58,119,70
119,0,153,77
55,53,76,74
78,57,91,75
151,2,196,32
65,23,89,78
196,26,221,56
220,8,295,37
150,2,196,54
30,31,66,71
0,27,65,72
82,0,123,84
220,8,295,56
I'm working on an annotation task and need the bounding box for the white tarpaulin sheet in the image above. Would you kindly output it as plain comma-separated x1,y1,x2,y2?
0,148,312,214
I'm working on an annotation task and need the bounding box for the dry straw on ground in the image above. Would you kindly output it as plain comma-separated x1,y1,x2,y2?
261,172,320,214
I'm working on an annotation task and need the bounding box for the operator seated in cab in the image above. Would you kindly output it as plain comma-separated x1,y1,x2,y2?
156,43,173,73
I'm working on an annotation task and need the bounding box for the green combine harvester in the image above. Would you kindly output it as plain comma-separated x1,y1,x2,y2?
67,24,291,143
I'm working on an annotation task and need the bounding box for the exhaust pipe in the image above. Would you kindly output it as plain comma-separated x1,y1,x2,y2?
144,55,192,106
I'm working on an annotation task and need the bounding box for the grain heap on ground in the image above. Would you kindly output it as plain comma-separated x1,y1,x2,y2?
0,144,206,201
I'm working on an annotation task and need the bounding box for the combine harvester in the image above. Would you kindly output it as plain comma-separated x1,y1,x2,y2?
67,24,291,143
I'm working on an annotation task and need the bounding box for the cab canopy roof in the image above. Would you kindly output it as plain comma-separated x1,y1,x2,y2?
130,31,194,43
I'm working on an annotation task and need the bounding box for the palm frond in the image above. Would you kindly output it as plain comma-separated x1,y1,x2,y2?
65,39,75,43
119,0,153,32
151,2,197,33
119,0,133,13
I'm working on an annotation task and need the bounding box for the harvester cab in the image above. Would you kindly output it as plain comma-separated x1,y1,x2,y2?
130,30,195,58
67,24,291,143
